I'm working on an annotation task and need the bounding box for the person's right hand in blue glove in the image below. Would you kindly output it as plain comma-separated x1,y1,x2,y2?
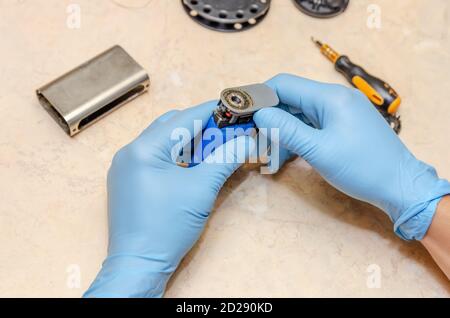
254,74,450,246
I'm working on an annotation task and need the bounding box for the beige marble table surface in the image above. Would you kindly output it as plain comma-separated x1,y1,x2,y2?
0,0,449,297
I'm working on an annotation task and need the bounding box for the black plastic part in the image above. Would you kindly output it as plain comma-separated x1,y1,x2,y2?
293,0,349,18
213,109,254,128
181,0,271,32
381,111,402,134
335,55,402,134
335,55,400,114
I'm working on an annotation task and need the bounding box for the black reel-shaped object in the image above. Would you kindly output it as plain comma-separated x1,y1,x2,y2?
182,0,271,32
293,0,349,18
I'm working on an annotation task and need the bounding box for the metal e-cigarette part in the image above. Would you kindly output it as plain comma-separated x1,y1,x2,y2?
185,83,279,166
213,84,279,128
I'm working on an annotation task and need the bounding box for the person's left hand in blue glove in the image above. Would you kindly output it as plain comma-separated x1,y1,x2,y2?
84,101,255,298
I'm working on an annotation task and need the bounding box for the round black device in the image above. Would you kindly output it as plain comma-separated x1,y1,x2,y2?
293,0,349,18
181,0,271,32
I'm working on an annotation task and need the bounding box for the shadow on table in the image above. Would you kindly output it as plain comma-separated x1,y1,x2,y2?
168,158,450,295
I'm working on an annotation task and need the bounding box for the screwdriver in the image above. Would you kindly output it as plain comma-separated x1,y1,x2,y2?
311,38,402,130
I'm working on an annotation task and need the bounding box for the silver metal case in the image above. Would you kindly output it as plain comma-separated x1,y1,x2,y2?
36,45,150,136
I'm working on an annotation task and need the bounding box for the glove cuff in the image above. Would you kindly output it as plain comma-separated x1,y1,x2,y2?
83,255,173,298
394,179,450,241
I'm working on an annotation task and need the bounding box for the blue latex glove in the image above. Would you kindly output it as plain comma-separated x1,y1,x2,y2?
84,101,255,298
254,74,450,241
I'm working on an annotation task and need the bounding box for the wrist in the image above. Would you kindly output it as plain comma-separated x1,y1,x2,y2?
83,255,174,298
421,196,450,279
392,167,450,241
378,153,450,240
394,195,444,241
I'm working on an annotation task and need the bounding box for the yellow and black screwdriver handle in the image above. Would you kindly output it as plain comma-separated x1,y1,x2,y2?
314,39,401,115
335,55,401,115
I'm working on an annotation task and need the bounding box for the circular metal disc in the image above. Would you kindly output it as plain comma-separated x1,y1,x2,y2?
222,89,253,110
182,0,271,32
293,0,349,18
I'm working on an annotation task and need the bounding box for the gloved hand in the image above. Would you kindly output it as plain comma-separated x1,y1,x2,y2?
84,101,255,298
255,74,450,241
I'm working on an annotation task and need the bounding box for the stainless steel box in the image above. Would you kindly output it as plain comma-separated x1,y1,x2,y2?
36,46,150,136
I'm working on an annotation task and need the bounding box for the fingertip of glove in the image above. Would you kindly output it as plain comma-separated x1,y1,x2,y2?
254,107,275,120
254,107,285,127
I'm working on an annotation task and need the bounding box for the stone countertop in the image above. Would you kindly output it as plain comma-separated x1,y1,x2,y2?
0,0,449,297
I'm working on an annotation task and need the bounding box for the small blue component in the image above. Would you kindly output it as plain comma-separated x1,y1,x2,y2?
189,115,255,167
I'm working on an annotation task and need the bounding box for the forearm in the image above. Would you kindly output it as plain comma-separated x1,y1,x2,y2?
421,195,450,279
